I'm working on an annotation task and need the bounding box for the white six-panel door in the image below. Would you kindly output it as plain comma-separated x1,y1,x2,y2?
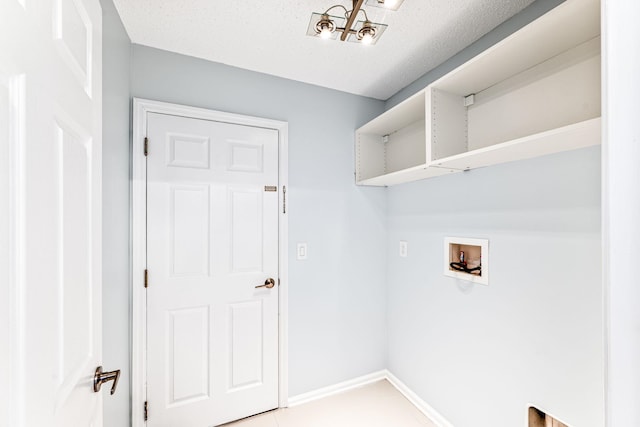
0,0,103,426
146,112,280,426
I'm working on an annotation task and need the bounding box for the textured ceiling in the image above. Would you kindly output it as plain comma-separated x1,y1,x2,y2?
113,0,535,100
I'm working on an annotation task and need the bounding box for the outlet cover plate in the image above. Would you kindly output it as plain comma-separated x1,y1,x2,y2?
297,243,308,260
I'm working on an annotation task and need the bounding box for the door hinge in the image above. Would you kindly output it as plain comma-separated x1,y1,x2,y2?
144,137,149,156
282,185,287,214
144,269,148,288
144,401,148,421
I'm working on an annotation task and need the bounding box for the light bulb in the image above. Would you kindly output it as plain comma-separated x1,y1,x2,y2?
320,27,332,39
361,33,373,45
383,0,398,8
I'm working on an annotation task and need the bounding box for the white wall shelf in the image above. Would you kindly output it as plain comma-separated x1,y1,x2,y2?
355,0,601,186
432,118,601,171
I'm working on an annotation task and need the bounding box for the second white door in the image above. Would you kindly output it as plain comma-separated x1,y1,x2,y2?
146,112,280,426
1,0,105,425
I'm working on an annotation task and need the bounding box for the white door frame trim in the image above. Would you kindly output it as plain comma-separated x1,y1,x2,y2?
131,98,289,426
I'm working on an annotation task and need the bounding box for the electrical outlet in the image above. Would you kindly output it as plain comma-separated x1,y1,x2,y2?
297,243,308,260
399,241,408,257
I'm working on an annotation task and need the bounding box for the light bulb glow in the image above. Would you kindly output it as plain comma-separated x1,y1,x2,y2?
320,27,332,39
361,33,373,44
384,0,398,8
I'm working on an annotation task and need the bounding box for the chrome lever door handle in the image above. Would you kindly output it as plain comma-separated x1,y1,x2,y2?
255,278,275,289
93,366,121,395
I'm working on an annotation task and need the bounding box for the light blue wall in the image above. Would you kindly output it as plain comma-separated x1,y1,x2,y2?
383,2,603,425
100,1,131,426
130,45,388,397
386,148,603,426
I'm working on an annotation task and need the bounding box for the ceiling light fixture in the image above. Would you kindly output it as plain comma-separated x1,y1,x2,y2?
307,0,400,45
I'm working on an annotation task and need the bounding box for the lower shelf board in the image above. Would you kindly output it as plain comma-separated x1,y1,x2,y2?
356,118,601,187
356,164,458,186
432,117,601,171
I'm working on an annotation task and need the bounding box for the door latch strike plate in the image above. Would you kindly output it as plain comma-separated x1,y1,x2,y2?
264,186,277,192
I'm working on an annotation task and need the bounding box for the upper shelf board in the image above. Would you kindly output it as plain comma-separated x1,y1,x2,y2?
431,0,600,96
357,90,425,136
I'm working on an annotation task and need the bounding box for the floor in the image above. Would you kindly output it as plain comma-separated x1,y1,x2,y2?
223,380,438,427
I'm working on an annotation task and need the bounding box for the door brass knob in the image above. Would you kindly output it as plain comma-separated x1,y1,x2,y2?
93,366,121,395
255,278,275,289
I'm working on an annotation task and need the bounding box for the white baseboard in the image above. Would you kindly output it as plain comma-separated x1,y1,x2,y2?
287,370,387,407
385,370,455,427
286,369,454,427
